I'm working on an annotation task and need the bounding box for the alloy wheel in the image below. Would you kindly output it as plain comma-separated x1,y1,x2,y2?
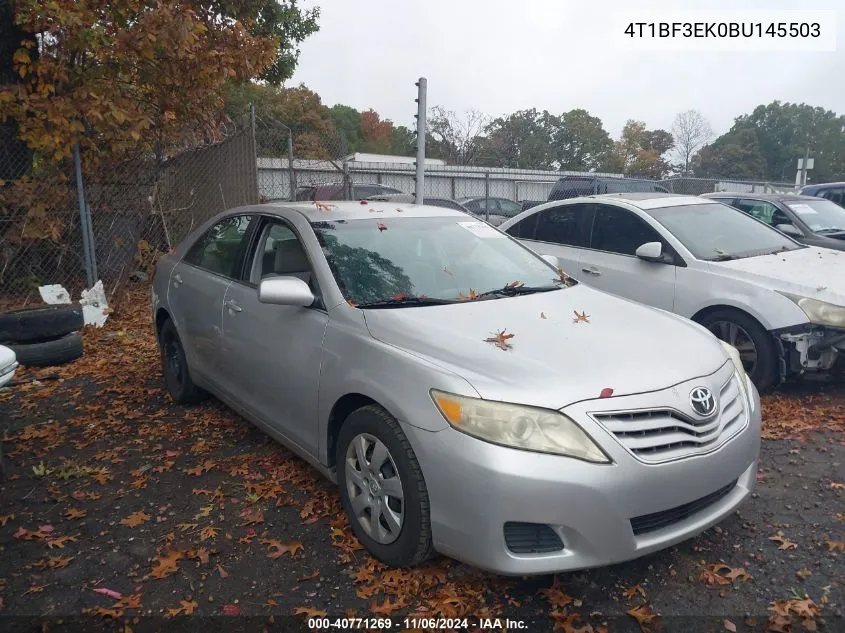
707,320,758,375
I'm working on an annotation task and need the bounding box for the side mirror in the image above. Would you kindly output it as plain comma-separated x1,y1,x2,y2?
635,241,665,262
540,254,559,268
776,223,802,238
258,276,314,307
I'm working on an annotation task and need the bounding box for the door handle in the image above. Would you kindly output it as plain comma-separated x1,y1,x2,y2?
224,299,243,313
580,267,601,276
173,274,183,286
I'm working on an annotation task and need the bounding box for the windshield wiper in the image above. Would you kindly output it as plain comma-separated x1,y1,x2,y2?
475,284,561,299
816,227,845,234
356,296,458,309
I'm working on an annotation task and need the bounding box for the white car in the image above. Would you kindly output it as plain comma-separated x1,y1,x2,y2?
0,344,17,388
499,193,845,390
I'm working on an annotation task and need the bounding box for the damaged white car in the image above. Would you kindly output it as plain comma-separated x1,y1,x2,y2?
499,193,845,391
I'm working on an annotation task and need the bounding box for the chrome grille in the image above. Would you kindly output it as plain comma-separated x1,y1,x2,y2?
592,374,747,463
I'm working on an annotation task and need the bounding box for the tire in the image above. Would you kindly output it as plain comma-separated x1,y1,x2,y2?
158,318,206,405
696,309,778,392
0,304,85,344
8,332,83,367
336,405,434,568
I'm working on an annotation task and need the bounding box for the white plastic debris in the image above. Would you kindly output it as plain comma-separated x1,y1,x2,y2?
79,280,109,328
38,284,72,305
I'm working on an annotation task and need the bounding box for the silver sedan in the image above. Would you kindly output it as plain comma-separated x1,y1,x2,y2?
151,201,761,575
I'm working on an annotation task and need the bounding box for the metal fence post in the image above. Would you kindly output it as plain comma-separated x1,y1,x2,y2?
73,143,96,289
484,171,490,222
414,77,427,204
287,131,296,201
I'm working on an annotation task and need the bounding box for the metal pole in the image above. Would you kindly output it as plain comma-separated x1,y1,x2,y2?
414,77,427,204
484,171,490,222
73,143,95,289
287,131,296,201
801,145,809,186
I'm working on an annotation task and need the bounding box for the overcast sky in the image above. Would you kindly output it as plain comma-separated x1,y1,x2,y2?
289,0,843,139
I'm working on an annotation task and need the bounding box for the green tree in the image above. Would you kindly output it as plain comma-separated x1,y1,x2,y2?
691,129,768,180
326,104,364,153
553,109,614,172
483,109,557,170
390,125,416,156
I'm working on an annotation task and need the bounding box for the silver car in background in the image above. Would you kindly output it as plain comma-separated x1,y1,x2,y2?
151,201,760,575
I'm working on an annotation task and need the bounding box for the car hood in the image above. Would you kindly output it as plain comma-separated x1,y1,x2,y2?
711,246,845,306
362,286,728,410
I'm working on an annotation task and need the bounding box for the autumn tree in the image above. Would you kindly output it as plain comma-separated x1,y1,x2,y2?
671,110,713,175
609,120,674,179
360,110,395,154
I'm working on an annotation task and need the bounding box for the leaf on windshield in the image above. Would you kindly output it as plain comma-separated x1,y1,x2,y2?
554,268,576,287
485,329,514,351
506,281,525,288
376,222,387,232
443,266,454,276
459,288,479,301
314,201,336,212
573,310,590,324
359,200,368,205
346,299,358,308
391,293,409,301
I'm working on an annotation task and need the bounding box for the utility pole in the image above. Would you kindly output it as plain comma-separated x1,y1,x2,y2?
413,77,427,204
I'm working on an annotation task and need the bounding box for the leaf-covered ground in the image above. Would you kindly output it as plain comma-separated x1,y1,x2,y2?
0,286,843,633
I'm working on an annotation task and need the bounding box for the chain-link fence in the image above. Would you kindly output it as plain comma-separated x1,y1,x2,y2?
0,113,259,309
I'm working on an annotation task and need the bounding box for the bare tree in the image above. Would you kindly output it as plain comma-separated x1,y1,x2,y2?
426,106,489,165
671,110,713,175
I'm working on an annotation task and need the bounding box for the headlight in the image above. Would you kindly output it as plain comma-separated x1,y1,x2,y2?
430,390,610,463
719,341,748,401
787,296,845,328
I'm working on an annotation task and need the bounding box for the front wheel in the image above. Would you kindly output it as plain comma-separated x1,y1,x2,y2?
696,309,778,392
336,405,433,568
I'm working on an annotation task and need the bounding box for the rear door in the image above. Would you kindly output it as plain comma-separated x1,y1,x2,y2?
578,204,677,311
168,214,256,387
507,203,594,276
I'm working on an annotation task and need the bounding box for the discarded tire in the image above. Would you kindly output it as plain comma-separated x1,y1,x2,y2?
0,304,85,344
8,332,84,368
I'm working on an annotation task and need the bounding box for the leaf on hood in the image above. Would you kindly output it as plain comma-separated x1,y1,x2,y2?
484,329,514,351
599,387,614,398
540,312,547,319
376,222,387,232
572,310,590,324
314,201,335,212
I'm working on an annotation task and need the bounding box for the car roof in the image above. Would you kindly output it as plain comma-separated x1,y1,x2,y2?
701,192,817,202
802,181,845,190
234,200,469,222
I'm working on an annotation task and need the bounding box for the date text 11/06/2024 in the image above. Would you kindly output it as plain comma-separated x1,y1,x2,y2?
624,22,821,38
307,617,528,630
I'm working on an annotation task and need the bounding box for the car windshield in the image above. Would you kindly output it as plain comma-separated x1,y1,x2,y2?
784,199,845,233
646,202,804,261
311,216,573,306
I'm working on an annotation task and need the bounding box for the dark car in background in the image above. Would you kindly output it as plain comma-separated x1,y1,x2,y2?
548,175,669,201
294,183,402,201
456,196,522,226
366,193,472,213
799,182,845,207
701,192,845,252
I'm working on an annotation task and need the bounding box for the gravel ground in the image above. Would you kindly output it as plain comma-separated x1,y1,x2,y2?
0,287,842,633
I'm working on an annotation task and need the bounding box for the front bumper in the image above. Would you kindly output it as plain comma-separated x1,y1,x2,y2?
774,324,845,374
406,367,761,576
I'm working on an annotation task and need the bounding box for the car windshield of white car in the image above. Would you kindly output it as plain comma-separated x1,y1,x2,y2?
311,217,571,307
646,203,805,261
784,199,845,233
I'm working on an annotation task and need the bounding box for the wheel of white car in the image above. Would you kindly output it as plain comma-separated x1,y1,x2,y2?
697,309,778,392
336,405,434,568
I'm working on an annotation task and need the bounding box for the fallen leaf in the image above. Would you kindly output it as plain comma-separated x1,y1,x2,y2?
376,222,387,232
167,599,198,617
147,550,184,580
824,538,844,552
623,584,647,600
314,201,335,212
540,312,547,319
262,539,304,559
120,511,151,528
295,606,328,618
64,508,87,520
831,482,845,490
506,280,525,288
627,604,659,633
723,619,736,632
769,531,798,550
241,509,264,526
700,563,751,586
573,309,590,324
0,514,14,527
222,604,241,616
459,288,479,301
93,588,123,600
216,565,229,578
796,568,812,580
199,526,219,541
298,570,320,582
599,387,614,398
484,329,515,351
46,534,78,549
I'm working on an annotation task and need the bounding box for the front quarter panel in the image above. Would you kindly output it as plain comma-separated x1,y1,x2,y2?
316,305,479,465
673,261,810,330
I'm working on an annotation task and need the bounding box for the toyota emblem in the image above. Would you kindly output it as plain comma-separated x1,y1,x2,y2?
689,386,717,417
